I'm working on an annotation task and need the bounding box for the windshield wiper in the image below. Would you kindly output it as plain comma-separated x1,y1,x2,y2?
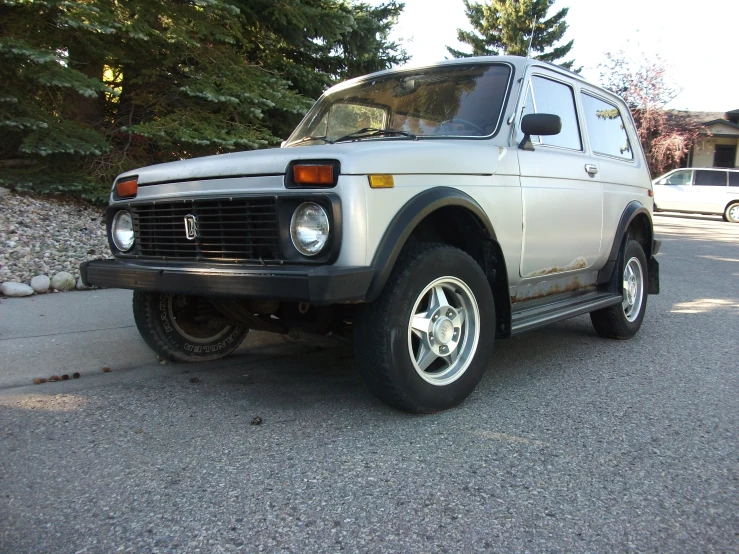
288,135,334,146
334,127,417,143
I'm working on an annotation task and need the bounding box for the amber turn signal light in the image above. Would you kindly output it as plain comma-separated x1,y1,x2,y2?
368,175,394,188
293,164,333,186
116,179,138,198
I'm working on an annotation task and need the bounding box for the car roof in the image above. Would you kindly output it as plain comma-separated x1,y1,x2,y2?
672,168,739,172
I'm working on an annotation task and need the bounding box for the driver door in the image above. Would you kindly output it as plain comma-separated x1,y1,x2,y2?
517,74,603,280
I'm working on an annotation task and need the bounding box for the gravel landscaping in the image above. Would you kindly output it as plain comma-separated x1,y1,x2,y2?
0,188,110,295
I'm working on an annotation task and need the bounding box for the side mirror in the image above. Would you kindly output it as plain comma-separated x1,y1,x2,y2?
519,113,562,151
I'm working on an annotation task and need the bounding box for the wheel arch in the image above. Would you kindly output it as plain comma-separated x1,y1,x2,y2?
597,200,654,291
366,188,511,334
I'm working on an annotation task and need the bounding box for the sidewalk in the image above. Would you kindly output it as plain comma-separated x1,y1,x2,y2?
0,289,283,389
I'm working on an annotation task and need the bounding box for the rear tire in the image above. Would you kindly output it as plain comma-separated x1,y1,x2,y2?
133,292,248,362
355,244,495,413
590,239,648,339
724,202,739,223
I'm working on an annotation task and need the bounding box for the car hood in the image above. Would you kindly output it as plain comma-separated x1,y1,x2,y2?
117,140,505,186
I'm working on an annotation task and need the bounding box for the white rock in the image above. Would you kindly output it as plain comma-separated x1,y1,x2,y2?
51,271,76,291
1,282,35,297
31,274,51,293
76,276,92,290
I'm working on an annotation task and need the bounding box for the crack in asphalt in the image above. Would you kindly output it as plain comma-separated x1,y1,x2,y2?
0,324,136,341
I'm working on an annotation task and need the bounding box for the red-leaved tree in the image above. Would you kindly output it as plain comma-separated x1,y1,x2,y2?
599,51,701,176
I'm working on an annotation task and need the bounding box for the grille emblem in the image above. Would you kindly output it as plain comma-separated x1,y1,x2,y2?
184,214,199,240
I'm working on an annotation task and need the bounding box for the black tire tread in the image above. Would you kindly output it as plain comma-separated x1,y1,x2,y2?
132,291,247,363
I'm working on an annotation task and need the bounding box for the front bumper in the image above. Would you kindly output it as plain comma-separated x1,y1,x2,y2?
80,259,374,304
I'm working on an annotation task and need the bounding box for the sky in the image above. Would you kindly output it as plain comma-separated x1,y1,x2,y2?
366,0,739,112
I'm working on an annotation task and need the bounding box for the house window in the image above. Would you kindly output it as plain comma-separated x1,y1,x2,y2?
714,144,736,168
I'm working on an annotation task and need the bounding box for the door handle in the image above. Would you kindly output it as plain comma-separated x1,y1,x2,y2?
585,164,598,175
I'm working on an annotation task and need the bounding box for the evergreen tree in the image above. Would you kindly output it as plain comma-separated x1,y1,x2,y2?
238,0,407,138
0,0,407,202
447,0,577,70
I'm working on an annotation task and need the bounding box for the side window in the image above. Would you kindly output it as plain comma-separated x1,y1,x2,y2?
580,93,633,160
523,75,582,150
664,170,693,185
729,172,739,186
694,170,727,186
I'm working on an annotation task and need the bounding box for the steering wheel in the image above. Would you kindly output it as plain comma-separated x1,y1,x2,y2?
437,118,485,135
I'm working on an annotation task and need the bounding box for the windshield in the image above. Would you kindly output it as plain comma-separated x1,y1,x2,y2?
284,63,512,146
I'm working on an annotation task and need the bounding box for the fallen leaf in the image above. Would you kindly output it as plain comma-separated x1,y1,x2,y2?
190,376,200,383
72,372,80,379
135,429,143,434
33,378,42,385
251,416,263,426
102,367,111,373
61,374,69,380
49,375,61,382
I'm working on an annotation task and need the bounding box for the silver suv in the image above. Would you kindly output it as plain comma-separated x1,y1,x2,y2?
82,56,661,413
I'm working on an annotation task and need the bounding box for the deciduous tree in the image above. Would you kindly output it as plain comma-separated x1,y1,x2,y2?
599,51,701,176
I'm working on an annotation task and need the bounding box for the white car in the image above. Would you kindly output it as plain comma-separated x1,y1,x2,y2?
82,56,661,412
653,168,739,222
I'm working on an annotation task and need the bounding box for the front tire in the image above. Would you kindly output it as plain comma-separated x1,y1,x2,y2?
355,244,495,413
133,292,248,362
590,239,648,339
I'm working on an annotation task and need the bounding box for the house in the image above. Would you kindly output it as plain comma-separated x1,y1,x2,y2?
681,109,739,168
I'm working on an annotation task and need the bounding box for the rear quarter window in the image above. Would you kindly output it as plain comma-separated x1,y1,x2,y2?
729,172,739,186
580,93,633,160
694,170,727,186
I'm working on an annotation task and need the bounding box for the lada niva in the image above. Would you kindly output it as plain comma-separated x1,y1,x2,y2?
82,55,660,413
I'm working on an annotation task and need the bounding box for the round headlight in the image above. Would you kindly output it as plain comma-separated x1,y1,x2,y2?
290,202,330,256
111,210,135,252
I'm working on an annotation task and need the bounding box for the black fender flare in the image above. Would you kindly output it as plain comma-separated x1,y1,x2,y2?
366,187,497,301
597,200,654,287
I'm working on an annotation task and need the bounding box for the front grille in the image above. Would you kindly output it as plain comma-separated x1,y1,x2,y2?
131,197,281,262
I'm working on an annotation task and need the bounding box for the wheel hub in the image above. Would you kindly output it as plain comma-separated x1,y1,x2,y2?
627,276,637,305
407,278,479,386
621,256,644,322
433,317,455,345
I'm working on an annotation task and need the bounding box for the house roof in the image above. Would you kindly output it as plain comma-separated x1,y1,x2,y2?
668,109,739,134
671,110,724,124
704,118,739,127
